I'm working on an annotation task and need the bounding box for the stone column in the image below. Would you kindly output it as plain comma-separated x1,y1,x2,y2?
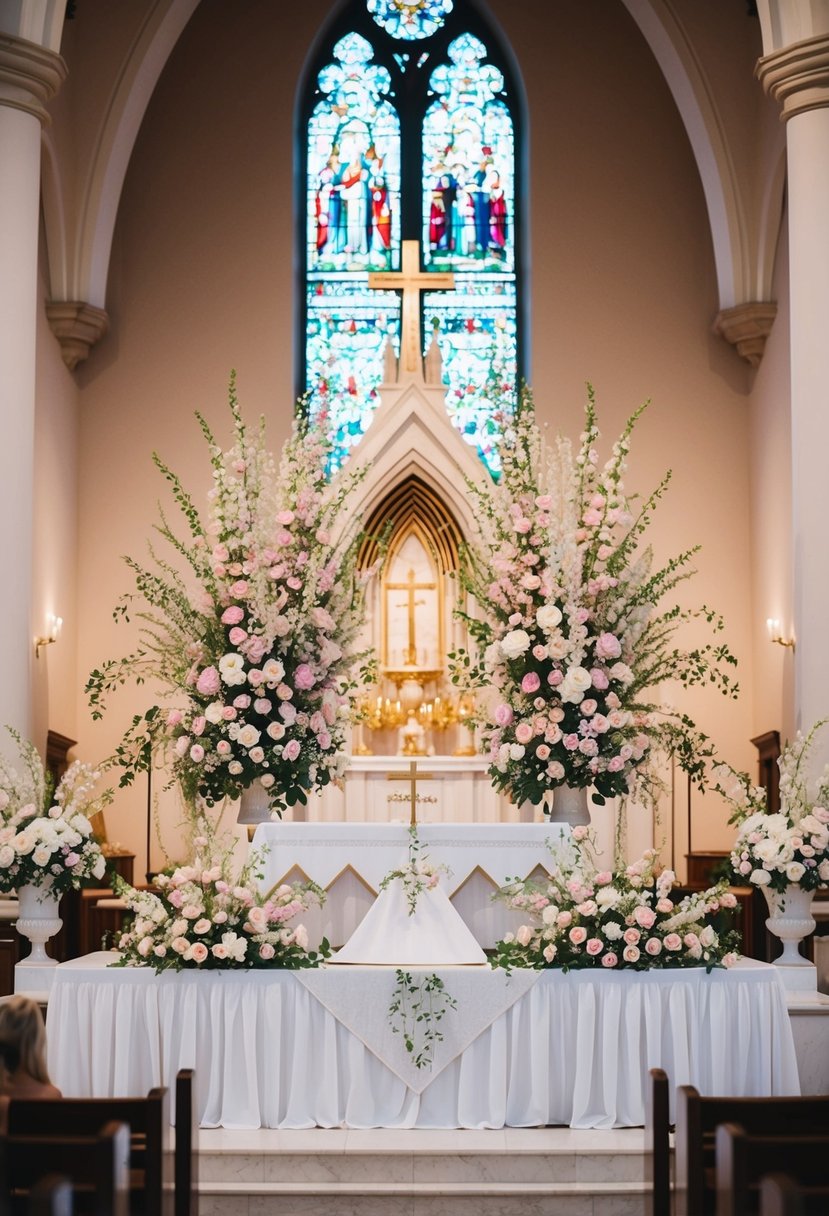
757,35,829,735
0,35,65,742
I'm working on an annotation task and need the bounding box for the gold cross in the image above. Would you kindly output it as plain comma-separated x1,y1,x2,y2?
387,567,436,666
368,240,455,375
387,760,434,827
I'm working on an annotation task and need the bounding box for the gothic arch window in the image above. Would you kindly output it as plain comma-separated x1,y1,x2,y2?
298,0,525,476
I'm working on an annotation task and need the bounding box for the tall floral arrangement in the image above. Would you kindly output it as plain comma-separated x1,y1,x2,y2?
716,721,829,893
87,376,368,813
452,388,738,807
0,728,109,895
494,827,740,972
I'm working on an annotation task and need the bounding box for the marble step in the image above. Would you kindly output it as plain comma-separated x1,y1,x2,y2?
194,1128,650,1216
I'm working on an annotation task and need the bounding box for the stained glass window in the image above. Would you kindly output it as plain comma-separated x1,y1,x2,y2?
302,8,522,477
367,0,452,41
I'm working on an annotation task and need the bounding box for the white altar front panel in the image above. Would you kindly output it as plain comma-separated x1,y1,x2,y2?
252,821,563,948
298,755,514,823
48,954,800,1131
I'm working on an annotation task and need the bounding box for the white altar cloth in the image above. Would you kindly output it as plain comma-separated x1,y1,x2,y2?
47,953,799,1130
253,822,561,892
252,821,563,948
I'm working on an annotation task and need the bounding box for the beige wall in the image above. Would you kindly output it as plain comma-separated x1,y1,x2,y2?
29,0,785,873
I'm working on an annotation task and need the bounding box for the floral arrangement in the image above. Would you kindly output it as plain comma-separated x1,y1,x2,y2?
452,388,738,808
716,721,829,893
87,375,369,814
113,825,327,970
0,728,109,896
493,826,740,972
379,827,449,915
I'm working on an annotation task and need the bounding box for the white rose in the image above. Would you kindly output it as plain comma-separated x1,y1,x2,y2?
509,743,526,761
500,629,531,659
603,922,624,941
262,658,285,687
516,924,533,947
560,666,592,704
32,846,52,866
541,905,559,925
596,886,622,909
536,604,563,633
294,924,309,951
0,845,15,868
750,868,771,886
237,724,261,749
785,861,806,883
13,831,35,855
484,642,502,669
205,702,224,724
699,925,717,948
219,653,248,687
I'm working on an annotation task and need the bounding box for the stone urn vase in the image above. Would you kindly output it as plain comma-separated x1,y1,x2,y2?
762,883,816,967
547,784,592,826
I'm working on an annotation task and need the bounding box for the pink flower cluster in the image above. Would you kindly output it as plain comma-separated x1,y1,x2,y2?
494,828,740,972
114,855,325,972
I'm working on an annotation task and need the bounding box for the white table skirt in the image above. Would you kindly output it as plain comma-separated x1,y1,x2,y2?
47,953,799,1130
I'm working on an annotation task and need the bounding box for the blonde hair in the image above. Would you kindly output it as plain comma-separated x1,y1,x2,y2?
0,996,51,1085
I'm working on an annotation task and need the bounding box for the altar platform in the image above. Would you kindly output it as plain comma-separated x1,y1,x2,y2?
47,953,799,1132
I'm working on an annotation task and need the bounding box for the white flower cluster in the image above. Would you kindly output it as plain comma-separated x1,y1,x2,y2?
0,731,109,896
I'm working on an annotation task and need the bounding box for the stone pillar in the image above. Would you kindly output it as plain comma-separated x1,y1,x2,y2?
0,35,65,742
757,35,829,735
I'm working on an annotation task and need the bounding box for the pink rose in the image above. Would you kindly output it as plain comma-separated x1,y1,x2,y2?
230,580,249,598
586,938,603,956
283,740,301,762
608,756,625,772
569,926,588,945
317,731,332,750
174,735,191,758
191,716,206,737
516,925,533,947
622,945,640,963
515,722,534,744
663,933,682,951
234,694,251,709
656,898,674,913
590,668,609,690
189,744,205,763
543,944,557,963
259,943,276,960
521,672,541,694
645,937,662,956
633,906,656,930
222,706,237,720
580,699,597,716
563,733,580,750
536,744,550,761
595,871,612,886
221,606,244,625
228,627,248,646
601,952,618,968
623,927,641,945
196,667,221,696
547,670,563,686
595,632,622,660
683,933,699,948
557,910,572,928
64,852,80,868
167,709,183,728
294,664,315,690
494,703,514,727
189,943,208,964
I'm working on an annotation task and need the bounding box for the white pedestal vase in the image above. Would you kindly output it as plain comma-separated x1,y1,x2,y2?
548,784,592,826
14,881,63,998
763,883,817,992
237,782,273,827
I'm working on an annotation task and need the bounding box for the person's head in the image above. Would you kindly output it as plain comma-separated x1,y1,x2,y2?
0,996,50,1085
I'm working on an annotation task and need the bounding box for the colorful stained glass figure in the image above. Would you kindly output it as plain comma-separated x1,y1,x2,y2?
307,33,401,274
421,33,517,476
367,0,452,41
423,34,514,273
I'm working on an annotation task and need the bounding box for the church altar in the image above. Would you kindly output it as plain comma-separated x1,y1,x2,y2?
46,953,799,1131
252,820,562,948
299,755,512,822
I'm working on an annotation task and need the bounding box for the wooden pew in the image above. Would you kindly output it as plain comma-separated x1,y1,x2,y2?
174,1069,198,1216
7,1086,169,1216
27,1177,73,1216
715,1124,829,1216
675,1088,829,1216
645,1067,671,1216
0,1120,130,1216
760,1175,807,1216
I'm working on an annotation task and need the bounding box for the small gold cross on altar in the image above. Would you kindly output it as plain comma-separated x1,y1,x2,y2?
386,760,434,827
368,240,455,376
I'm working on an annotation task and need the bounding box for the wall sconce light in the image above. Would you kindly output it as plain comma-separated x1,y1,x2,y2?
35,614,62,659
766,617,795,650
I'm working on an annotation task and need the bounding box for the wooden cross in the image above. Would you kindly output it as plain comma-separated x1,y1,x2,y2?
387,566,436,666
368,239,455,375
387,760,434,827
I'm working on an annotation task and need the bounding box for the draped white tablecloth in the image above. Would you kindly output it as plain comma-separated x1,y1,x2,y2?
47,953,799,1130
